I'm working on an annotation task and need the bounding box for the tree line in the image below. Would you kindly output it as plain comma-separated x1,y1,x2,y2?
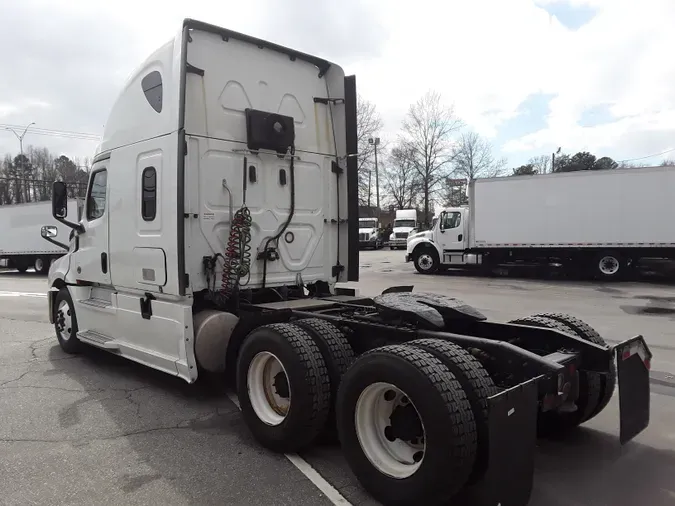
0,146,90,205
356,91,674,226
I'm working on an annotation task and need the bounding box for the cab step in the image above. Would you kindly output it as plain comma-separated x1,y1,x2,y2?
79,298,114,310
77,330,120,350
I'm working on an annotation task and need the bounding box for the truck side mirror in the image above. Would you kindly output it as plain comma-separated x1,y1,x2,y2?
41,225,58,238
438,212,446,232
52,182,68,219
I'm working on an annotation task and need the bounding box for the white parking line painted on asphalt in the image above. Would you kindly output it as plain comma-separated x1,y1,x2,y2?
0,291,47,298
225,391,353,506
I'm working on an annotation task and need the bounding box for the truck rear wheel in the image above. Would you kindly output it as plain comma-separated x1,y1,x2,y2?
236,323,330,453
292,318,354,437
408,339,497,484
509,315,602,435
532,313,616,421
413,246,439,274
336,344,477,506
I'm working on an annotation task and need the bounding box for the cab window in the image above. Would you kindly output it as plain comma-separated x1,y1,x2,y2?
442,211,461,230
86,169,107,221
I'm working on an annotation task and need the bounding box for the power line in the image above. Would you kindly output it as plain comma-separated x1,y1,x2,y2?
0,123,100,141
617,146,675,163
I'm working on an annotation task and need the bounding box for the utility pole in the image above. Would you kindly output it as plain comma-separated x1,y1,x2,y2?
369,136,380,215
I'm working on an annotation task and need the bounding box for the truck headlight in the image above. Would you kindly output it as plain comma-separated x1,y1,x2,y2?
369,235,377,241
389,234,395,241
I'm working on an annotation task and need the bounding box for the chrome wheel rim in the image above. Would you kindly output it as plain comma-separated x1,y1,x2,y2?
55,300,72,341
599,256,619,275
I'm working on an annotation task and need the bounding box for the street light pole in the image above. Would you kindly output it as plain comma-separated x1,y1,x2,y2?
368,136,381,214
3,122,35,202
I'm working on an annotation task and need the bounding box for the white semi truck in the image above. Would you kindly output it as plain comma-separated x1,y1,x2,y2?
358,216,384,249
40,19,651,506
0,199,80,274
388,209,417,250
407,167,675,279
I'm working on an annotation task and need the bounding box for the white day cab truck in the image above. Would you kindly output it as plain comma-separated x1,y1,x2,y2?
407,167,675,280
358,216,384,249
388,209,417,250
40,19,651,506
0,199,81,274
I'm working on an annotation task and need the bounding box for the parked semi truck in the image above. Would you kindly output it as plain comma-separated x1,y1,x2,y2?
407,167,675,279
0,199,80,274
41,19,651,506
388,209,417,250
358,216,384,249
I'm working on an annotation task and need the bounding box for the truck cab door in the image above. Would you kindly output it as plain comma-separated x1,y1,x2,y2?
438,210,465,252
71,166,111,285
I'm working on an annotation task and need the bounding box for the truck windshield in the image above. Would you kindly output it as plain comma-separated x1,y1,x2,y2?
394,220,416,228
360,220,377,229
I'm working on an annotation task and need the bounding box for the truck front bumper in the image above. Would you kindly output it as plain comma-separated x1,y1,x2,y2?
405,253,412,262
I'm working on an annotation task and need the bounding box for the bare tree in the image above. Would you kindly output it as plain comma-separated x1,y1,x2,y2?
382,144,422,209
356,94,384,207
451,131,505,181
401,90,463,225
528,155,550,174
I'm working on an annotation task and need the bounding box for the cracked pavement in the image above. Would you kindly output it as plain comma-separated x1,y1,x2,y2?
3,253,675,506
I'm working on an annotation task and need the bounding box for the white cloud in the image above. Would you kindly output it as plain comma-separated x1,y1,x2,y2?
1,0,674,165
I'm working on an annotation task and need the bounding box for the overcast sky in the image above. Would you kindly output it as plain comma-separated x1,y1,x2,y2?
1,0,674,168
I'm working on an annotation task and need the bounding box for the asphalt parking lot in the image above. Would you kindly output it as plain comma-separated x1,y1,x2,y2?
2,250,675,506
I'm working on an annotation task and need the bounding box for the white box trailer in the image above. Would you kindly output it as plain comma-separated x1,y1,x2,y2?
40,19,651,506
407,166,675,279
0,199,81,274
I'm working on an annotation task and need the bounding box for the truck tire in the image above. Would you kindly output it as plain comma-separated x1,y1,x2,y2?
336,344,477,506
34,257,49,275
509,315,602,435
413,246,440,274
592,251,624,280
236,323,330,453
531,313,616,421
54,287,82,354
292,318,355,436
408,339,497,483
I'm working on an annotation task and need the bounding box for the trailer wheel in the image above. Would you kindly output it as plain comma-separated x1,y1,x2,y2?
236,323,330,453
408,339,497,483
592,251,624,280
509,315,602,435
34,257,49,275
532,313,616,421
336,344,477,506
413,246,439,274
54,287,81,354
292,318,355,436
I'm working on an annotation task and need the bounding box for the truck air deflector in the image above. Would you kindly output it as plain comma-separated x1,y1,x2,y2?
182,18,332,77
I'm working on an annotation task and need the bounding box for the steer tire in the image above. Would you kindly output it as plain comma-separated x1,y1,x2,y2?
408,339,498,484
509,315,602,436
53,287,82,354
532,312,616,421
336,344,477,506
292,318,355,438
413,246,440,274
236,323,330,453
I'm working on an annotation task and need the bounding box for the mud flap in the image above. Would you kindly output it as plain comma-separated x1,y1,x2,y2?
614,335,652,444
455,377,541,506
